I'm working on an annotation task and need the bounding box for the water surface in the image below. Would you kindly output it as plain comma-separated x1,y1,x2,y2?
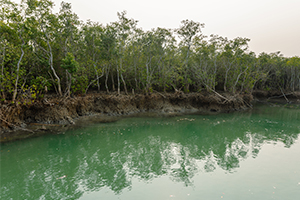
1,104,300,199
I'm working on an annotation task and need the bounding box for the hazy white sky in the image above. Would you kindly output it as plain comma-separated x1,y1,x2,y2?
14,0,300,57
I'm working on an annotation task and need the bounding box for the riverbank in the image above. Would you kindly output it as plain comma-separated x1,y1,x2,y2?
1,90,299,143
252,90,300,103
0,91,252,141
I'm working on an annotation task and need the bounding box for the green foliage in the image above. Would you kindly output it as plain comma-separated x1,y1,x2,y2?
61,53,79,74
30,76,51,97
0,68,26,97
71,75,88,94
0,0,299,100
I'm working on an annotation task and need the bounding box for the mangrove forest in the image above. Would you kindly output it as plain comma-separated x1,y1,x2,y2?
1,0,300,103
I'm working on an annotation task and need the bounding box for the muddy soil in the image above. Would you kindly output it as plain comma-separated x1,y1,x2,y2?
0,91,255,142
252,90,300,103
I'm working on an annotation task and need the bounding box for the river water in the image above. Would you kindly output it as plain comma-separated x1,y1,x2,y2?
1,103,300,200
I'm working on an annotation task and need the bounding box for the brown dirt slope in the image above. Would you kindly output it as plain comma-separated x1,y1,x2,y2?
0,92,253,136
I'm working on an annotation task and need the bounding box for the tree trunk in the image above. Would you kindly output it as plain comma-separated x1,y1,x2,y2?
92,36,100,91
65,70,72,97
49,50,62,96
184,44,191,93
117,64,120,95
134,56,138,89
233,66,248,93
12,29,25,102
12,44,24,102
1,42,5,99
111,70,115,91
146,61,149,92
93,63,100,91
117,44,123,95
224,64,231,92
40,22,62,96
105,65,110,93
121,73,128,94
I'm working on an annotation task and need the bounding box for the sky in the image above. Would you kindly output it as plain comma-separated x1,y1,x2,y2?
13,0,300,57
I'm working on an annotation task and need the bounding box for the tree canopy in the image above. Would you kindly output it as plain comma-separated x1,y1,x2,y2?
1,0,299,102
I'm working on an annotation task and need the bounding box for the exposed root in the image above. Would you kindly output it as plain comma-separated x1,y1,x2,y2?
1,92,253,135
0,112,34,133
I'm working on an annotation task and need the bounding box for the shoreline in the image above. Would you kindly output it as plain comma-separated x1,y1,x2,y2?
1,91,299,143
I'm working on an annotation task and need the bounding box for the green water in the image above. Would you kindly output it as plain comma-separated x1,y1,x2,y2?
1,104,300,200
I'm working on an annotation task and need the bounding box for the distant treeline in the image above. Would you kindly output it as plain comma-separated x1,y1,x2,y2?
1,0,300,102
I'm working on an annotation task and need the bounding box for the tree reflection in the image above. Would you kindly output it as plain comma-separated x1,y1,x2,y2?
1,108,299,199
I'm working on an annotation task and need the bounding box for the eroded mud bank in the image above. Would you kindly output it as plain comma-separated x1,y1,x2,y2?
0,92,255,142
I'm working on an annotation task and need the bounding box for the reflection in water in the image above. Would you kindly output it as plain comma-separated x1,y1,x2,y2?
0,104,299,199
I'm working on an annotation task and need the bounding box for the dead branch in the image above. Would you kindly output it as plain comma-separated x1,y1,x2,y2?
0,113,34,133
